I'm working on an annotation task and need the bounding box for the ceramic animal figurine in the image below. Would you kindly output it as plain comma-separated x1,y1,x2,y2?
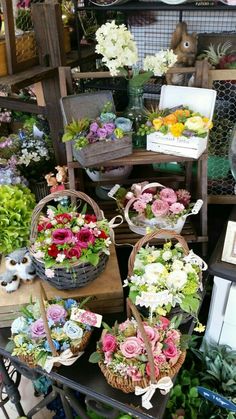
0,271,21,293
5,248,36,283
55,166,68,184
166,22,198,85
45,172,58,188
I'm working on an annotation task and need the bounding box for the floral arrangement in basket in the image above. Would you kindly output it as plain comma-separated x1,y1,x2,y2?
109,181,203,235
8,285,97,373
30,190,114,290
125,230,207,327
138,107,213,139
89,298,186,410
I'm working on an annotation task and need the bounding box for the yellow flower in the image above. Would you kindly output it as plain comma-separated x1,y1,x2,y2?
185,116,205,131
156,307,167,316
152,118,163,131
194,322,206,333
170,122,185,137
147,254,156,263
114,128,124,139
203,117,213,129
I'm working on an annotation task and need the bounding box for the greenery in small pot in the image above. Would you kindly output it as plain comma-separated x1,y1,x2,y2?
0,184,35,254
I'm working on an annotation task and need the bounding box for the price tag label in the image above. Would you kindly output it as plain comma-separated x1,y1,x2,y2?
70,308,102,328
198,387,236,412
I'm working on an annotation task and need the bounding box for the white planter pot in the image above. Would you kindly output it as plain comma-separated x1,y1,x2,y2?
86,166,133,189
129,215,187,236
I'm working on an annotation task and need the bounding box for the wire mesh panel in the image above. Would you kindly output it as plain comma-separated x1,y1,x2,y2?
14,3,38,64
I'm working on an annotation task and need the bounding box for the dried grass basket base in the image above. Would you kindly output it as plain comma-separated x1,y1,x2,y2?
18,330,92,369
99,351,186,393
32,253,109,290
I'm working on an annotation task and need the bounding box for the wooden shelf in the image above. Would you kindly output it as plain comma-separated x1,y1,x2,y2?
80,1,233,11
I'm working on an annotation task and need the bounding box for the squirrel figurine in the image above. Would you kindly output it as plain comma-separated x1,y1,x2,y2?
166,22,198,86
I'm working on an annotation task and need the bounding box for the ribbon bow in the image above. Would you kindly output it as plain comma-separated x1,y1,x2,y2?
44,349,83,373
135,377,173,410
183,249,208,271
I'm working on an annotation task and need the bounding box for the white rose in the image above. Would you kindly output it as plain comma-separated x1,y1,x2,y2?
166,270,187,290
145,263,166,275
134,258,144,270
172,260,184,271
63,321,83,340
11,316,29,335
162,251,172,261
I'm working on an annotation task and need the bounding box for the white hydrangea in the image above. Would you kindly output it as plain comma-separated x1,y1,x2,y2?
95,21,138,76
143,49,177,76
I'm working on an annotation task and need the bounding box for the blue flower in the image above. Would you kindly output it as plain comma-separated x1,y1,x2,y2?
64,299,77,310
44,339,60,353
27,318,34,325
60,342,70,351
27,343,34,351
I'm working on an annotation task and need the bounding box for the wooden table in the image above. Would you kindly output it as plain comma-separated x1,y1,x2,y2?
0,245,124,327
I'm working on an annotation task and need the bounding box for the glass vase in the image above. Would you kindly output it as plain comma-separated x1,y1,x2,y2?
229,123,236,193
125,84,146,149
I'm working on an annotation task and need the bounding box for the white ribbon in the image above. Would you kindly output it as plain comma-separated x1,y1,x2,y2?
135,377,173,410
108,215,123,243
183,249,208,271
43,349,84,373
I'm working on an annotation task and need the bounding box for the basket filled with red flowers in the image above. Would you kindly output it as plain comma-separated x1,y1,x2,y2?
29,189,113,290
89,298,186,410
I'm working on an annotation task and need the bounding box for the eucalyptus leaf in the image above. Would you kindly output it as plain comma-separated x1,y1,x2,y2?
5,340,15,353
89,352,102,363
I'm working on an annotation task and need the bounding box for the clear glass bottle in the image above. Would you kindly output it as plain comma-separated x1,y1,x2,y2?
125,84,146,149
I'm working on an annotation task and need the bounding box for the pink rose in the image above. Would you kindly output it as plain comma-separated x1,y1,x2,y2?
163,341,178,359
133,200,147,214
166,330,181,344
146,362,160,379
52,228,73,244
120,337,143,358
127,366,143,382
157,316,170,330
139,193,153,204
64,246,81,259
76,228,95,248
46,304,67,323
160,188,177,205
151,199,169,217
154,354,167,365
30,319,46,338
102,333,117,353
137,325,159,346
119,319,133,332
169,202,185,214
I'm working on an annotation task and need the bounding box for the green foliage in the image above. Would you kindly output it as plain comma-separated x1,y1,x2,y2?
0,184,35,254
62,118,90,142
89,351,102,363
129,71,153,88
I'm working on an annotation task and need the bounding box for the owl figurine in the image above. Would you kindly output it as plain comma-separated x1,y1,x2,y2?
0,271,21,293
5,248,36,283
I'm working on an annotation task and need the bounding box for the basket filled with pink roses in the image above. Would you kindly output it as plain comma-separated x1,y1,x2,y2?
29,189,114,290
89,298,186,410
109,181,203,236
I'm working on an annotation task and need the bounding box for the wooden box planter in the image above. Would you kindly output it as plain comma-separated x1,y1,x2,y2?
72,135,133,167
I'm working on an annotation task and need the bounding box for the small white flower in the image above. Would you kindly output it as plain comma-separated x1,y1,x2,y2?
56,253,66,263
87,222,97,229
162,250,172,261
72,226,80,233
172,260,184,271
166,270,187,290
47,208,55,219
45,238,52,245
76,216,85,226
105,238,112,246
45,268,55,278
51,219,58,226
34,250,45,259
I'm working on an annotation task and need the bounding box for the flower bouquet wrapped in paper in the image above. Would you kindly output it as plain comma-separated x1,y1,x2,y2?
125,230,207,323
8,284,98,372
29,190,116,290
89,298,186,410
109,181,203,236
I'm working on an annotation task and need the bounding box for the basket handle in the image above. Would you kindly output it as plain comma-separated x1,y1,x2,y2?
30,189,104,243
127,298,156,385
38,282,58,358
128,229,189,277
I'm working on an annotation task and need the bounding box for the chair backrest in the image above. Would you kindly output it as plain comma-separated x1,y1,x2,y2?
60,91,115,124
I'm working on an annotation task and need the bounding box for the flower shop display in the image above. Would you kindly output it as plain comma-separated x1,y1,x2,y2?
125,229,207,322
146,85,216,158
0,184,35,254
9,284,94,372
89,298,186,410
29,189,113,290
109,181,203,235
62,107,133,167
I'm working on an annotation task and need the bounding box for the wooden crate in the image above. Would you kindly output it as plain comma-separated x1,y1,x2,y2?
0,245,124,327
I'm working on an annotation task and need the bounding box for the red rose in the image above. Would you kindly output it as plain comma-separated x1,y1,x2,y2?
64,247,81,259
98,230,108,239
38,224,44,232
48,244,59,258
37,222,53,232
85,214,97,223
55,213,72,224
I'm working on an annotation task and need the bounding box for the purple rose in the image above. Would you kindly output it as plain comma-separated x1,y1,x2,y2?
46,304,67,323
97,128,107,139
90,122,99,133
103,123,115,136
87,132,97,143
52,228,73,244
30,319,46,338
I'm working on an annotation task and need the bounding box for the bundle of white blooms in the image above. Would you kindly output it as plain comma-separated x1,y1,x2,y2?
95,21,138,77
95,21,177,84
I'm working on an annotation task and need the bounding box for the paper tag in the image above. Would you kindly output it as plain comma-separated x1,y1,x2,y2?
107,184,120,198
136,290,173,310
198,387,236,412
70,308,102,328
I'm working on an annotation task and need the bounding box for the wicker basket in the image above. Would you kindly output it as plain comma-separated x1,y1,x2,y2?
29,189,109,290
17,283,92,369
127,229,202,323
98,298,186,394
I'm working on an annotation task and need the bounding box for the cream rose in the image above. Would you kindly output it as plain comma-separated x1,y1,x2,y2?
185,116,204,131
166,270,187,290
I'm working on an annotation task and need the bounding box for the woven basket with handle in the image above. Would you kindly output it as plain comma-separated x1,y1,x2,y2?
98,298,186,393
29,189,109,290
18,283,92,369
127,229,201,323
